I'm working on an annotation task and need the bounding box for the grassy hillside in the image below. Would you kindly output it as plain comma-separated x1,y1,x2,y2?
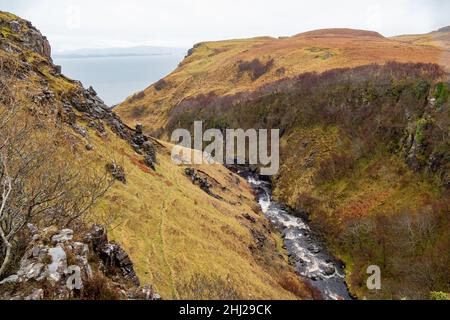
393,26,450,51
91,135,310,299
113,26,450,299
0,11,310,300
118,53,450,298
116,28,449,136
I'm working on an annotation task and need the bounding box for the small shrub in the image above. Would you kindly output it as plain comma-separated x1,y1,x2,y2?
154,79,168,91
238,59,274,81
295,192,320,215
276,67,286,76
414,118,429,146
66,250,79,266
128,91,145,103
42,254,52,265
81,272,120,300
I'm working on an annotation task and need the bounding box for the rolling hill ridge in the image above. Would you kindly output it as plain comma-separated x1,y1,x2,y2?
116,27,450,136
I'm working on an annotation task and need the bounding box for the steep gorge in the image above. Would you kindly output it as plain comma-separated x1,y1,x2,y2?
0,12,308,300
116,28,450,299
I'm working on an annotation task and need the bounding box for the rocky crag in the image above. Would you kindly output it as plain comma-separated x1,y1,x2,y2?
0,225,160,300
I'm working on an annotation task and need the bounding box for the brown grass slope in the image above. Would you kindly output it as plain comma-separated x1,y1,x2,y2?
0,11,310,300
116,28,449,136
392,26,450,51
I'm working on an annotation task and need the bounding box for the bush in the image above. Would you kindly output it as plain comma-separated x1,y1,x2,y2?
414,80,430,100
154,79,168,91
81,272,121,300
414,118,429,146
130,105,148,118
315,153,356,184
295,192,320,215
278,275,308,299
433,82,449,107
128,91,145,103
238,58,274,80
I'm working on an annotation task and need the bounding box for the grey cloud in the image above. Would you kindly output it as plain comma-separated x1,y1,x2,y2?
0,0,448,51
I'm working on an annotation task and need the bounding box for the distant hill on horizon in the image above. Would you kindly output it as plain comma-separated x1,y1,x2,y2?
53,45,187,59
392,25,450,51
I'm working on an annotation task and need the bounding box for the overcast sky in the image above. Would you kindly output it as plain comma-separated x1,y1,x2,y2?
1,0,449,52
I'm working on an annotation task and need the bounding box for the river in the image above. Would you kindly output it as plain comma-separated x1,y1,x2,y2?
244,173,352,300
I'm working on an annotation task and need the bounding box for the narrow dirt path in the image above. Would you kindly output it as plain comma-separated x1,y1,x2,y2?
157,181,178,299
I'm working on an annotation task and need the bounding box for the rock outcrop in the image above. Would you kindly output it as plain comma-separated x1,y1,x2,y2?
0,17,51,59
184,168,212,194
87,225,140,286
0,226,160,300
65,87,158,170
